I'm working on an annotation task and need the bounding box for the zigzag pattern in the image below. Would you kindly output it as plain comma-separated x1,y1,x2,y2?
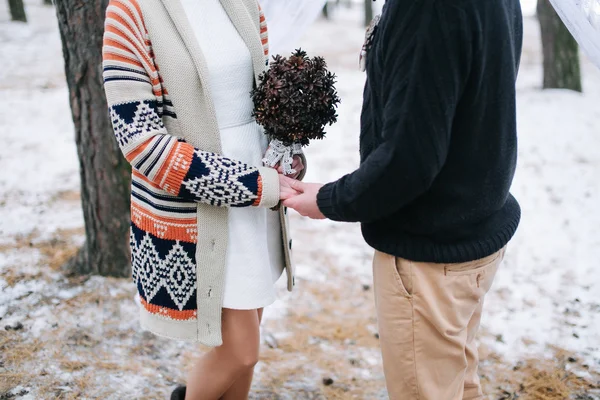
131,226,197,313
180,150,262,207
102,0,272,331
110,100,165,148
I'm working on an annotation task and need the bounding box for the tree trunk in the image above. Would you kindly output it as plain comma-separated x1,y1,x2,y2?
364,0,373,27
322,2,329,19
54,0,132,277
8,0,27,22
44,0,53,5
537,0,582,91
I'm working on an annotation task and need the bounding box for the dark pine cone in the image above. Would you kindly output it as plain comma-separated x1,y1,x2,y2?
251,49,341,147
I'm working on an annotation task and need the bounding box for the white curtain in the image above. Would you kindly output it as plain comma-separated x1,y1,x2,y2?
259,0,328,56
259,0,600,70
547,0,600,69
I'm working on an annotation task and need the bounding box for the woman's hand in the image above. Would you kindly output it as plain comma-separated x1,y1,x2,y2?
279,173,301,201
279,175,325,219
276,155,304,179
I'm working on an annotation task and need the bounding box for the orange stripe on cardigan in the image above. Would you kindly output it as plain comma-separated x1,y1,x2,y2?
104,17,156,74
103,52,144,70
258,4,268,56
131,201,197,226
139,297,197,321
104,37,137,56
126,138,194,197
103,39,161,88
131,202,198,243
132,168,162,190
103,28,152,71
252,176,263,207
109,0,149,46
158,141,195,195
124,0,146,31
154,74,170,95
108,1,145,37
102,40,159,89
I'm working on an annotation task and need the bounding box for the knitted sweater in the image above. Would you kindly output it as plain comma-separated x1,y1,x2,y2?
102,0,293,346
317,0,523,263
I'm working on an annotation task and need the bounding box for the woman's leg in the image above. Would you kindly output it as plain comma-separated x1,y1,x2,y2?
221,308,264,400
185,308,261,400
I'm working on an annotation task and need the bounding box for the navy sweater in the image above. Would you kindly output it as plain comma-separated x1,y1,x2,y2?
317,0,523,263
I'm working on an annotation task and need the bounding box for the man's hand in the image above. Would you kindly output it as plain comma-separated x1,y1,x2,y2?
279,175,326,220
276,155,304,179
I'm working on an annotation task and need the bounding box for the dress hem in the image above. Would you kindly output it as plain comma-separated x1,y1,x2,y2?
222,294,277,310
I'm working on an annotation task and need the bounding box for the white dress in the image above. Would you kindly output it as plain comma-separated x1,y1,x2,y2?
180,0,284,310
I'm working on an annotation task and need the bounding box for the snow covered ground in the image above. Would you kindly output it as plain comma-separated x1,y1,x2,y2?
1,0,599,399
295,1,600,368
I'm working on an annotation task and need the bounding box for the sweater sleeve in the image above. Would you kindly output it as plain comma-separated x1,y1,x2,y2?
317,1,471,223
102,0,279,209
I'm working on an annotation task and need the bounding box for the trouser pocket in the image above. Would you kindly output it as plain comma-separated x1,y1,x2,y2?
373,250,412,298
443,248,505,294
372,250,419,399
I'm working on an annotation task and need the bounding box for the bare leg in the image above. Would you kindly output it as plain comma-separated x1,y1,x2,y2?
221,308,264,400
185,309,261,400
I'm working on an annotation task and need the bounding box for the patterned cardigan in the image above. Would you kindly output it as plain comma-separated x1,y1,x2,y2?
102,0,295,346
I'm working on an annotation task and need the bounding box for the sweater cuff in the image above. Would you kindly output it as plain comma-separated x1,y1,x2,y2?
257,167,280,208
317,182,346,222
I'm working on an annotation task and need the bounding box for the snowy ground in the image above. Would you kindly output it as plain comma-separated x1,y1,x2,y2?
1,1,600,399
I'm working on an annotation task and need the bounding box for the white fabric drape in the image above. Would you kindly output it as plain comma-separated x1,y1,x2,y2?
258,0,328,56
547,0,600,69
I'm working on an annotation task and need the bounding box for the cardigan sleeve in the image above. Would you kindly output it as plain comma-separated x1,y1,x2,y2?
102,0,279,209
258,3,269,57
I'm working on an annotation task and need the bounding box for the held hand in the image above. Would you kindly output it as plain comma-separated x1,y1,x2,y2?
276,155,305,179
279,173,301,201
279,175,325,220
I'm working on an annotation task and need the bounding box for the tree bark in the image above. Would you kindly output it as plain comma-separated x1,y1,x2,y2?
44,0,53,6
8,0,27,22
54,0,132,277
364,0,373,27
537,0,582,91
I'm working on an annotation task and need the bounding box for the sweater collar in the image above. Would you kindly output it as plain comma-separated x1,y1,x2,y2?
219,0,267,82
160,0,266,84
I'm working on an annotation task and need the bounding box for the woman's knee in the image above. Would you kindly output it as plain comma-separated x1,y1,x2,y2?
235,347,259,370
217,336,259,372
220,309,261,371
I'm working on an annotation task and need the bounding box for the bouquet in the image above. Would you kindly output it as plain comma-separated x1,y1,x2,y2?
251,49,341,175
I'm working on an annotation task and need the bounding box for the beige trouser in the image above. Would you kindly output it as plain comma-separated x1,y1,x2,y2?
373,247,505,400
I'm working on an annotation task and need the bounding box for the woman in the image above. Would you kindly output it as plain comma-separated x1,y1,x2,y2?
102,0,304,398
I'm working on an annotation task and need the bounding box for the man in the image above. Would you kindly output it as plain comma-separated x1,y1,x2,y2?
280,0,523,398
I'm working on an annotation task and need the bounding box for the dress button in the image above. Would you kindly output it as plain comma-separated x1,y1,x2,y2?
284,207,288,215
289,239,292,250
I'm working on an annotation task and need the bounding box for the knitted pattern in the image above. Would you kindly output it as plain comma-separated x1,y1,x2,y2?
259,3,269,57
102,0,276,344
103,3,266,206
